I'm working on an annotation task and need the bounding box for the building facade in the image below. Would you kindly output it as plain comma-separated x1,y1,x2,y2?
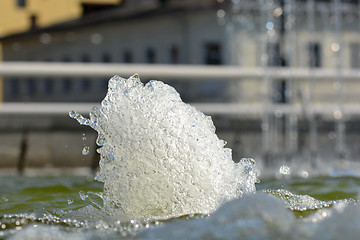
0,0,123,102
0,0,359,105
1,0,360,164
0,0,122,37
1,0,230,102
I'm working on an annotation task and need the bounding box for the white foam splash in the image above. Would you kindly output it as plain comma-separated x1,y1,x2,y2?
70,74,257,218
139,193,295,240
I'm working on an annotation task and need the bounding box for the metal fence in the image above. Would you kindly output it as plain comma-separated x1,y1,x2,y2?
1,62,360,116
1,62,360,172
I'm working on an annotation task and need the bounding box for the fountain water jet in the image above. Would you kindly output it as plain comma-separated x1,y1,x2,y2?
70,74,258,218
225,0,357,167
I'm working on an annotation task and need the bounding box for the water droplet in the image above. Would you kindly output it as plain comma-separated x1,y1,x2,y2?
82,146,90,156
273,7,283,17
69,110,76,118
114,202,122,209
301,170,309,178
96,134,105,146
331,42,340,52
79,191,88,201
333,110,343,120
131,73,139,80
67,199,73,205
80,118,90,125
91,33,103,45
39,33,52,44
104,153,115,162
82,133,86,141
279,165,291,175
266,21,274,30
217,9,226,18
102,99,109,107
328,131,336,140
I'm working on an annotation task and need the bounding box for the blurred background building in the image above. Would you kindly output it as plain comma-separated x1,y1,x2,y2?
0,0,231,103
1,0,359,104
0,0,360,171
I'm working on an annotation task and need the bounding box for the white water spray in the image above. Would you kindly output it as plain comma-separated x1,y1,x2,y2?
70,74,257,218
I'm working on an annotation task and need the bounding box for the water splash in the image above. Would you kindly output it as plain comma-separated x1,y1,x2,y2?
70,74,257,218
79,191,88,201
263,189,356,212
82,146,90,156
279,165,291,175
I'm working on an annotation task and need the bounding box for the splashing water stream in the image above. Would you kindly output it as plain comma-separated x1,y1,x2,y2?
69,74,257,219
2,75,360,240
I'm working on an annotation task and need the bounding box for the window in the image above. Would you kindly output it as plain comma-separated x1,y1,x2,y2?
30,15,37,29
16,0,26,7
61,57,72,93
123,50,133,63
25,78,36,95
80,79,91,91
145,48,156,64
9,78,19,96
81,54,91,91
102,52,112,63
204,43,222,65
43,78,54,94
101,79,108,90
266,43,287,103
61,79,72,93
273,80,287,103
169,45,179,64
81,54,91,63
41,58,53,94
350,43,360,69
308,42,321,68
267,43,283,66
62,56,71,62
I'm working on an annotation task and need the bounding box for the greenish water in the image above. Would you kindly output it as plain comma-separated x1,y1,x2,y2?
0,175,103,216
1,175,358,216
257,176,360,201
1,174,359,239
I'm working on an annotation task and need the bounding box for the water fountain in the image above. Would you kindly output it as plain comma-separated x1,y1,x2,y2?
306,0,318,162
332,0,347,159
226,0,357,166
69,74,258,218
2,1,360,239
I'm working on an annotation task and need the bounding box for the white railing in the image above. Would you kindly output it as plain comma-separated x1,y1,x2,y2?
0,62,360,117
0,62,359,169
1,102,360,117
0,62,360,80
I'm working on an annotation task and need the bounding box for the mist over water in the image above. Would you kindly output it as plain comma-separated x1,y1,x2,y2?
70,74,257,218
